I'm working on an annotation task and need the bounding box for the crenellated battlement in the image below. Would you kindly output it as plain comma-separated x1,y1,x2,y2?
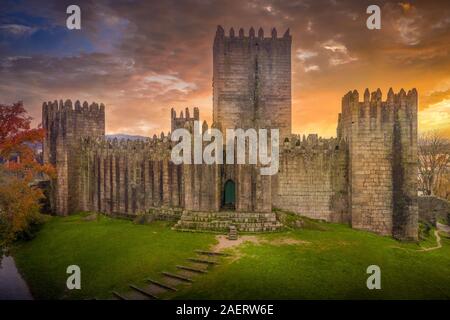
215,25,290,41
213,25,291,57
171,107,200,131
80,133,172,156
171,107,199,120
43,99,105,115
338,88,418,142
281,134,341,154
341,88,417,121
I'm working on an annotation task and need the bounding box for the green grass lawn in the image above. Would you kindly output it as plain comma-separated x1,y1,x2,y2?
12,214,215,299
12,213,450,299
172,222,450,299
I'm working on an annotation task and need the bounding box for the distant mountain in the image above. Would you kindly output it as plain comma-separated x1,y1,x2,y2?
106,134,148,141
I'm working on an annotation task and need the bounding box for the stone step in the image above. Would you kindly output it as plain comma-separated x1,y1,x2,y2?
180,214,277,221
187,257,219,265
161,274,186,287
176,220,282,227
181,217,276,223
129,284,158,299
112,291,127,300
228,225,238,240
176,265,208,273
161,271,193,283
180,213,277,219
194,250,230,256
145,282,170,296
177,269,199,279
179,216,280,221
174,221,283,232
147,278,178,291
123,290,152,300
188,262,210,271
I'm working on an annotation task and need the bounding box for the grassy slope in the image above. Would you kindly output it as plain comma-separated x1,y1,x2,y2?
12,214,450,299
172,222,450,300
12,214,215,299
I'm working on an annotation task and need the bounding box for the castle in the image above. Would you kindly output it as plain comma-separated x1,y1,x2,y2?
42,26,419,240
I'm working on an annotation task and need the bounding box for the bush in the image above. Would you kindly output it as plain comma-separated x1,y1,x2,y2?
0,176,45,246
418,221,432,240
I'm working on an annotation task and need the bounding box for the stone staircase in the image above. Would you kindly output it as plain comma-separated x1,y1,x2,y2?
228,225,238,240
173,211,283,232
109,250,229,300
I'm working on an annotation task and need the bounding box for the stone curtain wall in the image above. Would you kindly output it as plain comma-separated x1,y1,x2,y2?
213,26,291,140
340,89,418,240
79,135,183,215
273,135,349,222
42,100,105,215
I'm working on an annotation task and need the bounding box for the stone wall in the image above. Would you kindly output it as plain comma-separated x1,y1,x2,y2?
79,134,183,216
273,134,349,222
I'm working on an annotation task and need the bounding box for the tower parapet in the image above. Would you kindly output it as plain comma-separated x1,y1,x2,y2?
340,88,418,240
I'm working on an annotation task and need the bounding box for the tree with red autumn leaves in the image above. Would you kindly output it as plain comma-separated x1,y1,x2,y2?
0,101,54,246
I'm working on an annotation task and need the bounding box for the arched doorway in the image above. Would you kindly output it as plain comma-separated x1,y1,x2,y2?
223,179,236,210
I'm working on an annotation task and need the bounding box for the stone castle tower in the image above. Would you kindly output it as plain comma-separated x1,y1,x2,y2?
339,89,418,240
42,27,419,240
213,26,291,139
42,100,105,215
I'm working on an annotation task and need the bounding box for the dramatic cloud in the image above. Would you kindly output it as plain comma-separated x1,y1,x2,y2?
0,0,449,137
0,24,37,36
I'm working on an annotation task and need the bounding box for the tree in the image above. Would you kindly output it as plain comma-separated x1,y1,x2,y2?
0,102,54,246
418,131,450,197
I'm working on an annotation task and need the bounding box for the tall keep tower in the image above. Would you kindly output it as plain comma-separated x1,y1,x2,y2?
213,26,292,139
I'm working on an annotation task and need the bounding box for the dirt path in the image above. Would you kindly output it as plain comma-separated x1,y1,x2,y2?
211,235,310,252
418,230,442,252
211,235,260,252
392,223,448,252
416,223,450,252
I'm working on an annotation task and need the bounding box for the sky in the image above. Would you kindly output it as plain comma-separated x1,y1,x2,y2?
1,0,450,138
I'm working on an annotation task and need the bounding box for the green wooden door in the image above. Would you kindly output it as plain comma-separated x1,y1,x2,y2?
224,180,236,205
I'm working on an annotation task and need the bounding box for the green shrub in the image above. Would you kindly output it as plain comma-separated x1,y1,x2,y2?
418,221,432,240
